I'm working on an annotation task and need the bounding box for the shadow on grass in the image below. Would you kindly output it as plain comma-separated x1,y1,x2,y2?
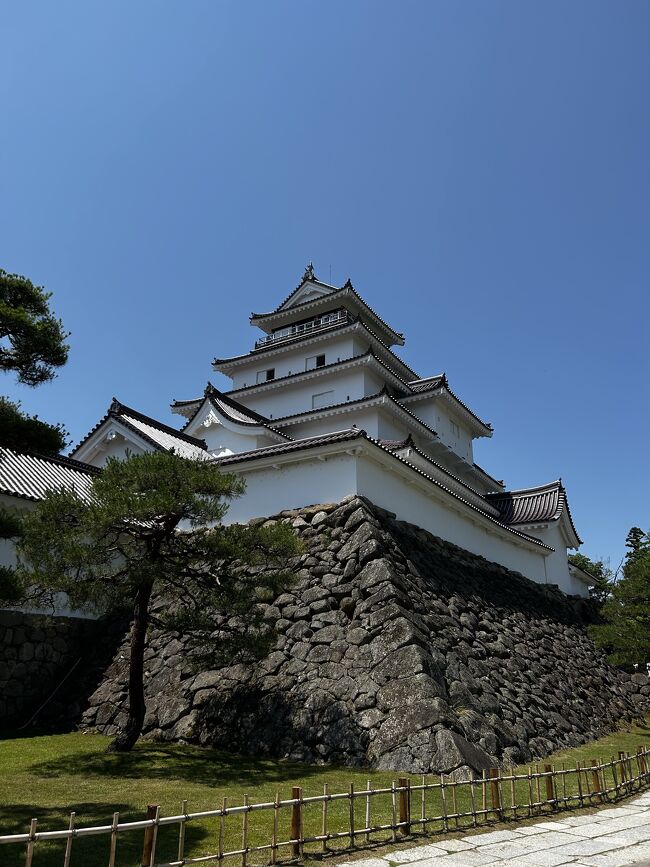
0,802,209,867
29,741,334,788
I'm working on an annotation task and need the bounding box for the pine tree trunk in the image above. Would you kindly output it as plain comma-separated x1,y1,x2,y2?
108,580,153,752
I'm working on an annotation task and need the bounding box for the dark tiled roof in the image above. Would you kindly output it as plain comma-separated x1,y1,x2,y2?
215,429,552,552
71,400,209,460
486,481,582,544
402,375,493,434
215,428,366,466
472,462,505,491
250,268,404,345
226,350,410,398
213,317,419,381
0,448,97,502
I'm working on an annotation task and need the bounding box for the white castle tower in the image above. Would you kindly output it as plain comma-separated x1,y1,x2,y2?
68,264,587,596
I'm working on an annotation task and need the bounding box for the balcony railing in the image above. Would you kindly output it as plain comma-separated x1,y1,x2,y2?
254,309,353,349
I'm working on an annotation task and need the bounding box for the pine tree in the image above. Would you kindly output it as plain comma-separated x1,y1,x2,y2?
15,450,300,751
590,528,650,667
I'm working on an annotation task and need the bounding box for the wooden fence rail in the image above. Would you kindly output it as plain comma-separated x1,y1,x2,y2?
2,747,650,866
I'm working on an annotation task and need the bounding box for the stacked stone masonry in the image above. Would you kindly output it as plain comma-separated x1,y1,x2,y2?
81,496,648,776
0,610,96,727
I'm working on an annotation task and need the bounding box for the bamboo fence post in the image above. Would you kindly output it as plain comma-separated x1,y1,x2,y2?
321,784,328,854
218,797,226,866
591,760,601,804
627,752,634,788
149,805,160,867
109,811,120,867
509,772,516,819
271,791,279,864
421,775,426,826
535,764,542,808
177,800,187,865
141,804,158,867
618,751,627,791
545,765,555,809
63,812,75,867
612,756,619,797
440,774,448,833
24,818,37,867
349,783,355,848
469,776,478,827
481,770,487,816
365,779,371,844
561,762,567,804
639,746,648,776
291,787,302,858
391,781,397,843
576,763,583,808
241,794,249,867
489,769,502,821
395,777,409,836
451,778,459,829
527,767,533,817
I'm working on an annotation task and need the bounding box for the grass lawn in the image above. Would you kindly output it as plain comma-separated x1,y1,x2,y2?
1,719,649,867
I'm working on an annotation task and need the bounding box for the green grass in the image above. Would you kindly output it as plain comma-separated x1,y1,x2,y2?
1,719,650,867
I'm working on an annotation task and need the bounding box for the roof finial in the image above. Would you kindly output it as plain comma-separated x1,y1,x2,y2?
109,397,121,414
303,261,315,282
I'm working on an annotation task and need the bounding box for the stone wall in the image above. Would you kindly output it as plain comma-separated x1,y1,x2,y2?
0,610,97,727
81,497,646,776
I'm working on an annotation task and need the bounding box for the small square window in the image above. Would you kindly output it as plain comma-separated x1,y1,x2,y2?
256,368,275,384
312,390,334,409
450,420,460,438
305,354,326,371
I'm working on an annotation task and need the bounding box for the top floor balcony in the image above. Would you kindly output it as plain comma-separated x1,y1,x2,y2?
254,309,353,349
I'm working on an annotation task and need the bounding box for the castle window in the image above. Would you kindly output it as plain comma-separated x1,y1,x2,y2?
312,390,334,409
256,368,275,383
306,354,326,371
450,420,460,438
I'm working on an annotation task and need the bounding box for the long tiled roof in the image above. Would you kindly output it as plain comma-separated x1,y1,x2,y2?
250,268,404,345
213,316,419,380
0,448,97,503
181,386,291,440
215,429,552,552
71,400,209,460
223,350,411,399
486,481,582,544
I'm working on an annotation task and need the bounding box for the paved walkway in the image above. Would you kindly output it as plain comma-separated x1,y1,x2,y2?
340,791,650,867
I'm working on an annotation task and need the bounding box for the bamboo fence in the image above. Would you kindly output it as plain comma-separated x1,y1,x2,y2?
2,747,649,867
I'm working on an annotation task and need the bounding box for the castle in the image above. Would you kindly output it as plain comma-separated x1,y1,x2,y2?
1,265,589,596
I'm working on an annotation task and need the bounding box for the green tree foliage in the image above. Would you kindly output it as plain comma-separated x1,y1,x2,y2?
590,528,650,667
0,396,67,455
15,451,300,752
0,507,25,603
568,552,613,605
0,268,69,386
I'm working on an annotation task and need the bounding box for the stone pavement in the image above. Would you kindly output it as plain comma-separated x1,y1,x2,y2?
339,791,650,867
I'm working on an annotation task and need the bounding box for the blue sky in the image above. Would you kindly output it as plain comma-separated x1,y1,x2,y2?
1,1,648,570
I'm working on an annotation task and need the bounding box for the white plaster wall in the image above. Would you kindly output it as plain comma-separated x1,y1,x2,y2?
354,456,574,592
224,453,358,524
238,369,370,420
408,399,474,462
86,435,149,467
518,522,583,595
280,407,387,440
230,336,361,389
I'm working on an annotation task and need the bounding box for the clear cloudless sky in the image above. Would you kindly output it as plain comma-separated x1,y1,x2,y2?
1,1,648,571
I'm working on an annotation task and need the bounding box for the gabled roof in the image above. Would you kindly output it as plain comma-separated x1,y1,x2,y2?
249,265,405,347
401,374,493,437
71,399,209,461
0,448,97,503
180,385,291,441
486,480,582,546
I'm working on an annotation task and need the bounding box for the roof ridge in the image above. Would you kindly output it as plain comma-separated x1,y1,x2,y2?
111,400,208,448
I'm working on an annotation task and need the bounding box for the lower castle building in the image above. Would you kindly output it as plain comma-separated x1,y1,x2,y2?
1,265,590,597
